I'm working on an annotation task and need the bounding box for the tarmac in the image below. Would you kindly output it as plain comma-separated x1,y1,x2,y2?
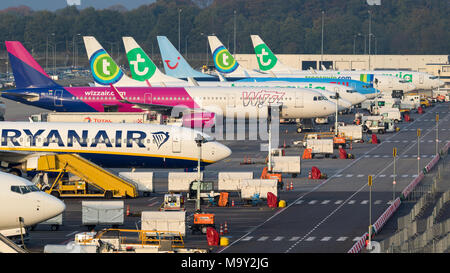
1,95,448,253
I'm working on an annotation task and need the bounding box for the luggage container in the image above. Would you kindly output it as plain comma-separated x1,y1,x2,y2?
141,211,186,237
239,179,278,200
306,139,334,157
118,172,153,197
168,172,203,193
218,172,253,191
271,156,301,178
82,201,124,230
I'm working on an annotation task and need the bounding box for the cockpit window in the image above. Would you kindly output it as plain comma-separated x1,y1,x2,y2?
346,90,356,93
11,185,40,194
399,80,409,83
313,96,317,101
429,76,438,79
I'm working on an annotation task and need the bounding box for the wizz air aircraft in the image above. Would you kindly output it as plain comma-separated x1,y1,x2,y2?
1,41,337,130
126,36,361,108
0,122,231,170
0,171,65,231
249,35,419,94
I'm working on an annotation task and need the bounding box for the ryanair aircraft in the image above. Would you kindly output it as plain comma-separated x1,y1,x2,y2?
0,122,231,172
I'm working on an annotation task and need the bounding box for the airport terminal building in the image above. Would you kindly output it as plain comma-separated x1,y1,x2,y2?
235,54,450,89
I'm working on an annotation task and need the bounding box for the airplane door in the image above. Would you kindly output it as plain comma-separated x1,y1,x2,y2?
172,134,181,153
227,94,236,108
295,92,303,108
54,90,63,106
144,93,152,104
419,75,424,84
388,78,393,89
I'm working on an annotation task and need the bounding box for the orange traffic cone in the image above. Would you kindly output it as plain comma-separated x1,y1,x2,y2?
224,222,228,234
243,155,247,164
308,171,312,179
220,224,224,235
126,205,130,216
290,181,294,191
231,200,235,207
285,129,288,134
286,184,290,191
283,140,286,148
247,156,252,164
350,142,353,150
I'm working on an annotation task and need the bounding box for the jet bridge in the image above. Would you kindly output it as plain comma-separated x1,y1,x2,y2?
35,154,137,198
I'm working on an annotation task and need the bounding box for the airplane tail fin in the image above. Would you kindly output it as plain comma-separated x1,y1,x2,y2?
83,36,137,87
157,36,215,79
5,41,59,89
207,35,249,77
250,35,295,74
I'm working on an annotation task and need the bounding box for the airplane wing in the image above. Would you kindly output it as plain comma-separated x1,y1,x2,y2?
1,91,40,102
0,150,58,167
109,84,188,115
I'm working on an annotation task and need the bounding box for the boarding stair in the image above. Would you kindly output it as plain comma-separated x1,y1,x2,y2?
0,233,27,253
36,154,137,198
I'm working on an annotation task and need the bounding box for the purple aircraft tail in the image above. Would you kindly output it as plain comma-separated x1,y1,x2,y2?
5,41,60,89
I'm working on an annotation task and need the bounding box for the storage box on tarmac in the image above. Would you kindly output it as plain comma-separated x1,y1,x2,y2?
218,172,253,191
141,211,186,237
271,156,301,176
118,172,153,196
306,139,334,154
240,179,278,200
82,201,124,227
168,172,203,192
338,125,363,141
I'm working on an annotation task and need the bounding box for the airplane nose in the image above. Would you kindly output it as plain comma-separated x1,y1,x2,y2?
44,194,66,220
216,143,232,161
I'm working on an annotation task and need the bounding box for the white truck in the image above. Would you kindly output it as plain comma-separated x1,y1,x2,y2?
218,172,253,192
82,201,124,230
361,115,387,134
30,112,156,124
380,108,402,123
239,179,278,200
141,211,186,238
118,172,153,197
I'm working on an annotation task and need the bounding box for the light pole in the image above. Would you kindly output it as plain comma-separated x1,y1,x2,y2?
321,10,324,70
46,33,55,72
353,33,362,54
368,10,372,70
417,129,421,175
368,175,373,249
436,114,439,155
194,134,210,212
178,8,182,52
334,92,339,136
185,35,189,60
233,10,237,56
393,147,397,202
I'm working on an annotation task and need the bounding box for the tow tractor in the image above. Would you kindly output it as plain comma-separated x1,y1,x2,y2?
190,213,216,235
160,193,184,211
186,180,220,204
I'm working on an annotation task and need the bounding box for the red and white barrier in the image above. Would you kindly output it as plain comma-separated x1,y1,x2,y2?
424,154,440,173
373,197,401,233
348,232,369,253
401,172,425,200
